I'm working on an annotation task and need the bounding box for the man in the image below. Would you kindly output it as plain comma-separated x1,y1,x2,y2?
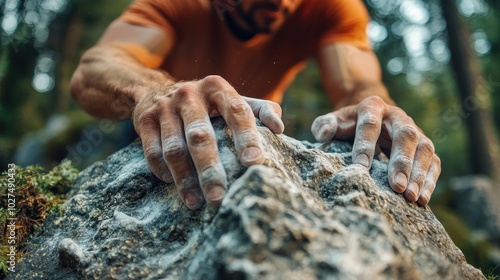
70,0,441,210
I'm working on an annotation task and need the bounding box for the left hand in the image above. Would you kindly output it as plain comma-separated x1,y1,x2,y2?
311,96,441,206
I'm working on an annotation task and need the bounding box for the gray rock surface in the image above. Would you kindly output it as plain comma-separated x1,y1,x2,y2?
451,176,500,245
12,118,484,280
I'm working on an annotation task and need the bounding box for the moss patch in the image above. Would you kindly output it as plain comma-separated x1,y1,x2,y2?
0,160,78,278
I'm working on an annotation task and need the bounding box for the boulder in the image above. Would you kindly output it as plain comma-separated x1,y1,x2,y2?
12,118,485,280
451,176,500,245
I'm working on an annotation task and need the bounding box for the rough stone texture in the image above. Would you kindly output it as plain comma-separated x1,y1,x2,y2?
12,118,484,280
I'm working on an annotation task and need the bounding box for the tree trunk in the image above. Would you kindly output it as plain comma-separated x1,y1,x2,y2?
440,0,500,181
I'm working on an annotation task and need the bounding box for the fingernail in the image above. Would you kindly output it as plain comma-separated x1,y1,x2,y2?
184,191,201,209
206,185,226,202
418,194,429,206
242,147,262,163
162,173,173,183
395,172,407,189
407,182,419,198
354,154,370,168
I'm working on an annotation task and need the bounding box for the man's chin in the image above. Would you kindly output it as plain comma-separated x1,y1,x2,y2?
254,19,284,34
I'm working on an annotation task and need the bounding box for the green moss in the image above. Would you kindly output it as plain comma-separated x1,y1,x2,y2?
0,160,78,278
487,273,499,279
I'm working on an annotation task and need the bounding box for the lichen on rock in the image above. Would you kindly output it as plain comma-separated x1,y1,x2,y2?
11,118,485,279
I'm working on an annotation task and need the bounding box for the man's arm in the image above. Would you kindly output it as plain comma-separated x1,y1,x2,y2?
313,42,441,205
71,20,174,120
71,20,284,209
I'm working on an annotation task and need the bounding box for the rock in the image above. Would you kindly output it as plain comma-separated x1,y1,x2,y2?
12,118,484,280
451,176,500,245
13,113,137,170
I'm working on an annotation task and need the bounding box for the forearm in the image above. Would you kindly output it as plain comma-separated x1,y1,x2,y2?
70,46,174,120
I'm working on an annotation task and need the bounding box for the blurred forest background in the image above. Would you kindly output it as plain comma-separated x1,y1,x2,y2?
1,0,499,276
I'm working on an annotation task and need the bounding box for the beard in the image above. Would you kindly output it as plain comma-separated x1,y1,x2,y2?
235,2,288,34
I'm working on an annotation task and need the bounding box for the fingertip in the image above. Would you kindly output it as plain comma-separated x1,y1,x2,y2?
313,124,334,142
184,190,205,210
251,101,281,132
391,172,408,193
311,115,338,143
261,114,284,134
404,182,419,202
161,172,174,183
273,118,285,134
353,153,371,169
417,194,430,206
205,185,226,207
310,118,322,140
241,146,264,166
417,187,432,206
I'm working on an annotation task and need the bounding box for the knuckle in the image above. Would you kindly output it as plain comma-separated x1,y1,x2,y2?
411,173,427,185
363,95,385,106
151,94,161,104
144,145,162,163
186,122,214,146
156,96,172,109
358,114,381,130
392,155,413,171
388,106,407,116
204,75,224,82
417,138,435,157
174,84,198,101
199,165,226,186
163,137,187,159
228,99,252,115
395,125,419,142
358,97,383,112
235,130,259,147
135,110,157,128
424,179,437,191
353,140,374,155
176,176,198,193
202,75,226,87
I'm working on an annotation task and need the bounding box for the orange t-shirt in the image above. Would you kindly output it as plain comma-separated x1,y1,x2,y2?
120,0,371,103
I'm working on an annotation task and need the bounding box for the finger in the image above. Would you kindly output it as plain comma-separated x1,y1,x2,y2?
159,100,204,209
351,100,384,169
405,138,435,202
185,120,227,206
174,83,227,207
386,116,420,194
244,96,284,133
203,77,264,167
311,113,338,142
311,105,357,142
417,154,441,205
135,111,173,183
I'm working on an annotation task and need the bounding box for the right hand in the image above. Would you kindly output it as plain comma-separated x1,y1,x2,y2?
132,75,284,209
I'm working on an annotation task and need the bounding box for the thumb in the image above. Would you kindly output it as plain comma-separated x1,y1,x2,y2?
311,113,339,142
244,97,285,134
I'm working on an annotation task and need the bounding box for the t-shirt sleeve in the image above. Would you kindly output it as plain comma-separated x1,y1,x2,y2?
315,0,371,51
119,0,177,42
